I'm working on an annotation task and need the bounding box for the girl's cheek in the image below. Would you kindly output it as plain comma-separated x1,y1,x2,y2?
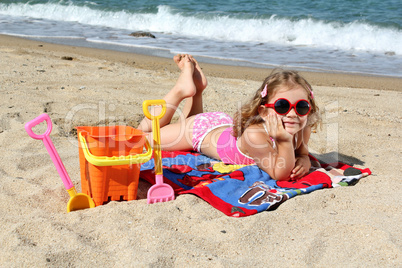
268,110,277,116
300,118,308,128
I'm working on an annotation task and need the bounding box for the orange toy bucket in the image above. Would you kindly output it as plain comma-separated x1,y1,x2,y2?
77,126,152,206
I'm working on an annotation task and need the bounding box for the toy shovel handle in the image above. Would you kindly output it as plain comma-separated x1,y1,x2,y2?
142,99,167,120
142,100,166,175
25,113,74,190
25,113,53,140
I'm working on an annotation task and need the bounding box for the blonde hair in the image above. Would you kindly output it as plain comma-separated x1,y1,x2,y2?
232,70,320,137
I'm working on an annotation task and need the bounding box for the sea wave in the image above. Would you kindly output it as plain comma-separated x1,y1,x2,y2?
0,2,401,55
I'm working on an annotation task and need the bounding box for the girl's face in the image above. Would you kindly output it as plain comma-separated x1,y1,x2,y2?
263,85,309,135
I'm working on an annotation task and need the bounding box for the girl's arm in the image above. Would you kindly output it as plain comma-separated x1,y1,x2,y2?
290,126,312,180
242,116,295,181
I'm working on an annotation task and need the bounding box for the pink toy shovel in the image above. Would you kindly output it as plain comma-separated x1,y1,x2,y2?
25,113,95,212
143,100,175,204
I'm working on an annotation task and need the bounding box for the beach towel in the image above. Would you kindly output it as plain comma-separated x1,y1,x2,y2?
140,151,371,217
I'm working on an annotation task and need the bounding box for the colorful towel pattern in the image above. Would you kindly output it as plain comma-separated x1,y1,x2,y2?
140,151,371,217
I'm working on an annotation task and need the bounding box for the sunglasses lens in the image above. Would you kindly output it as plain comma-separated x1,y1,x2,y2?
274,99,290,114
296,100,310,115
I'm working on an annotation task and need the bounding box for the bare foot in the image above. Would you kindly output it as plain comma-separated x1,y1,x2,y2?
189,55,208,91
172,55,196,99
174,54,207,92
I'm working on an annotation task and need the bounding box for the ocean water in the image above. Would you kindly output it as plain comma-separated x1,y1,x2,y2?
0,0,401,77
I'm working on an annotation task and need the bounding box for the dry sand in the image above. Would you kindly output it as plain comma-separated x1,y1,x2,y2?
0,35,401,267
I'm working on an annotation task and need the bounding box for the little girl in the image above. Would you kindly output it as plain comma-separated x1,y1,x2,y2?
138,54,319,181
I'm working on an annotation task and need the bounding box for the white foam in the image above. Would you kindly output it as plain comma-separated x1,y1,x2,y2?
1,3,401,55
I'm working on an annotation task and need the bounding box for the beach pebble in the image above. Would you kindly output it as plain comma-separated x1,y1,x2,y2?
61,56,74,61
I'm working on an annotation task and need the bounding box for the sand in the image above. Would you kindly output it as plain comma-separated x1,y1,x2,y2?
0,34,401,267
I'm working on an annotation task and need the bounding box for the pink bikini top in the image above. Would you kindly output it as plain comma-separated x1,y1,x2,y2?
216,125,276,165
216,127,256,165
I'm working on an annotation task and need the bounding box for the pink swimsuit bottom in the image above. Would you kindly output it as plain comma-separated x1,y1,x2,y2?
192,112,233,152
192,112,255,165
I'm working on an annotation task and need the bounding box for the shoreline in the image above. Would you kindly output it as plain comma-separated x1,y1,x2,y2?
1,34,401,91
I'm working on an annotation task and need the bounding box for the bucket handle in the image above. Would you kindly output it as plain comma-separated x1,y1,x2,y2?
78,132,152,166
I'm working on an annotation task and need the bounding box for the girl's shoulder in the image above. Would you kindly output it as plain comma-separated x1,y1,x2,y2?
242,123,266,134
239,123,276,155
241,124,271,144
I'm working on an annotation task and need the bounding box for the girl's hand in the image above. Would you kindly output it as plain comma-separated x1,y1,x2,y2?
266,114,292,142
290,157,310,180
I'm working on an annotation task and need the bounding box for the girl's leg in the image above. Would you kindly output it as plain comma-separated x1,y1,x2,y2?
158,116,196,151
137,55,196,133
174,54,208,119
155,55,208,151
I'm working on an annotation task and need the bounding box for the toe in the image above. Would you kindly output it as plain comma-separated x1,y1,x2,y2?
173,54,182,64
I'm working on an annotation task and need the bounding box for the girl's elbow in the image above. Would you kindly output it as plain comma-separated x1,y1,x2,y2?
256,158,292,181
272,175,292,181
258,164,292,181
270,170,292,181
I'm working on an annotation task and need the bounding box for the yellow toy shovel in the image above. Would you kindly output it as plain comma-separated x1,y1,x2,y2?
143,100,175,204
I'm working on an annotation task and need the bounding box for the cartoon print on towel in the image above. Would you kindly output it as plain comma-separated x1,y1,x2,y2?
238,181,289,207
